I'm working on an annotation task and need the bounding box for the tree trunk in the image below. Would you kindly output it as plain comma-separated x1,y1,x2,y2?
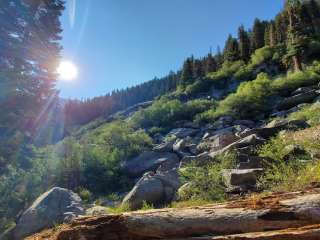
292,55,303,72
27,190,320,240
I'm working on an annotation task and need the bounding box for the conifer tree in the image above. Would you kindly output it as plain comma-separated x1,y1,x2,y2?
238,26,251,62
286,0,308,71
251,18,266,51
205,53,217,74
193,59,205,79
215,47,224,68
180,57,194,86
223,35,240,62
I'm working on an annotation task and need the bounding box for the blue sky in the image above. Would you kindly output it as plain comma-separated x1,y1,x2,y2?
57,0,284,99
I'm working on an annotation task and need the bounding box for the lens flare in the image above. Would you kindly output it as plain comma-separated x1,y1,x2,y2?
57,61,78,81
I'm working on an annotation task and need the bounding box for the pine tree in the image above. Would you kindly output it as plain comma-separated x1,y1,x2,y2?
193,59,204,79
205,53,217,74
180,57,194,86
251,18,266,51
286,0,308,71
223,35,240,62
215,46,224,68
238,26,251,62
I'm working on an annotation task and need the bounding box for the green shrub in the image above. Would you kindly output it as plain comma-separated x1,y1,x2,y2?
130,99,215,129
207,61,245,87
197,73,273,122
289,103,320,126
271,63,320,94
251,46,275,66
178,152,236,202
76,187,92,202
258,134,315,192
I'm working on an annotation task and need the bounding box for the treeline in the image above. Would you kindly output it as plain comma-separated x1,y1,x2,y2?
65,0,320,128
64,72,181,127
180,0,320,86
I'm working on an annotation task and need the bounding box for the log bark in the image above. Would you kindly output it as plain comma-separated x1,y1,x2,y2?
27,190,320,240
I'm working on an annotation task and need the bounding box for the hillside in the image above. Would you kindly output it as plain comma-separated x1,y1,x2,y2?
2,0,320,239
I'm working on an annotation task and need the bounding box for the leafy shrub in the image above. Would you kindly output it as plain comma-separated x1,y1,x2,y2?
251,46,275,66
289,103,320,126
271,63,320,94
258,134,316,192
130,99,215,129
207,61,245,87
197,73,273,122
76,187,92,202
178,152,236,201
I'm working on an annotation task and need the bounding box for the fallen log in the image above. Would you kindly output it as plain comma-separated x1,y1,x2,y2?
27,190,320,240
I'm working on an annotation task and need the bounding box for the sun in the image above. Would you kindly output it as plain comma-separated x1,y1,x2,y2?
57,60,78,81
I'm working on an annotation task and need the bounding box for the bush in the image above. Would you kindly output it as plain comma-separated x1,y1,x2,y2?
197,73,273,122
76,187,92,202
258,133,316,192
130,99,215,129
289,103,320,126
271,63,320,94
251,46,275,66
207,61,245,87
178,152,236,201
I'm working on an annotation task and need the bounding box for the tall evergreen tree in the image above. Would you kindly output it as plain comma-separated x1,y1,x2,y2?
180,57,194,86
238,26,251,62
286,0,308,71
205,53,217,74
193,59,205,79
251,18,266,51
223,35,240,62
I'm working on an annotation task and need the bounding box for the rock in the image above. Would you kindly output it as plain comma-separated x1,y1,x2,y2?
86,206,107,216
291,85,318,96
13,187,84,239
173,139,188,152
223,169,264,186
239,119,309,139
122,151,179,177
237,155,265,169
233,119,255,128
166,128,199,139
180,152,211,167
209,134,266,160
283,144,309,162
152,140,175,152
122,170,181,210
212,116,234,130
197,125,246,153
276,90,320,110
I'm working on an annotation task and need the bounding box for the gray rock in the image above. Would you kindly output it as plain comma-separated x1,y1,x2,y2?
166,128,199,139
122,170,181,210
122,151,179,177
153,140,175,152
237,155,265,169
239,119,309,139
276,90,320,110
180,152,211,167
173,139,188,152
13,187,84,239
291,86,318,96
86,206,107,216
223,169,264,186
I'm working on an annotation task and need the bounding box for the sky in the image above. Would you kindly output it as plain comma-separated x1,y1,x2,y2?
57,0,285,99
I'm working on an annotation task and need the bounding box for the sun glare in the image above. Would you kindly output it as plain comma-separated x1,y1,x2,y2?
57,61,78,81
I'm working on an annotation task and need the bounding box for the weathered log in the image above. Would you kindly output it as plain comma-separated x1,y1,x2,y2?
27,190,320,240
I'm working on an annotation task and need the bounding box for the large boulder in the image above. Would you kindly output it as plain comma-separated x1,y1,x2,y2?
122,170,181,210
122,151,179,177
13,187,84,239
276,89,320,110
223,169,264,187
